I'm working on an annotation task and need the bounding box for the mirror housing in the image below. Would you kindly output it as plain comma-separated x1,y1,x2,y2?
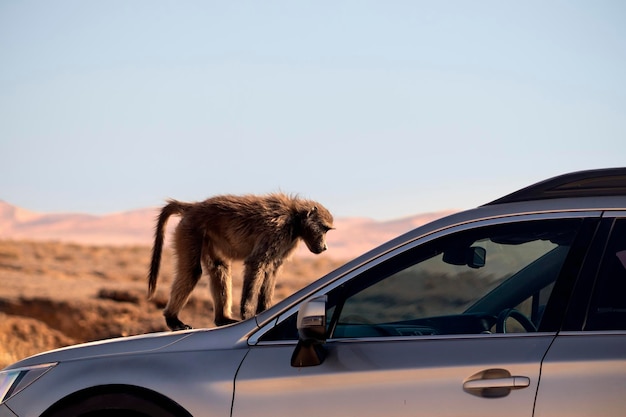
443,246,486,269
468,246,486,268
291,295,327,367
296,295,327,343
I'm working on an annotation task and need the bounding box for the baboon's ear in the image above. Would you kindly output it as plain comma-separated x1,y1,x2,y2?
307,206,318,217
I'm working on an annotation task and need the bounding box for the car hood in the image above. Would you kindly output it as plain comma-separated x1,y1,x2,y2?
4,320,257,370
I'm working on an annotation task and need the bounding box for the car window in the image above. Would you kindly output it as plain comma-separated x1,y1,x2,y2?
326,219,581,338
584,218,626,331
259,218,582,341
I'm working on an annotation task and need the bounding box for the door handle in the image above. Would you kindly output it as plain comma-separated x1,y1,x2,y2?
463,376,530,390
463,369,530,398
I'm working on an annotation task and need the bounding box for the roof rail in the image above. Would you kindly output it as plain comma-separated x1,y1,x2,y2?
484,168,626,206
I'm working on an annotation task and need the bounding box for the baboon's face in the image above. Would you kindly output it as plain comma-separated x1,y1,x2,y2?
301,205,334,254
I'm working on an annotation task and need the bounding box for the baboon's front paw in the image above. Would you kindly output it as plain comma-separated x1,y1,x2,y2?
215,317,240,327
165,316,192,331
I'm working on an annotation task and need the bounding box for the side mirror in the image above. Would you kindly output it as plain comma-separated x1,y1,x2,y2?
291,295,327,367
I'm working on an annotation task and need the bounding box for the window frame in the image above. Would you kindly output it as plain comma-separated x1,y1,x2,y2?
326,217,585,338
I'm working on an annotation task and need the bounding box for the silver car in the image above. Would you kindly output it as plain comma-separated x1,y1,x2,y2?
2,168,626,417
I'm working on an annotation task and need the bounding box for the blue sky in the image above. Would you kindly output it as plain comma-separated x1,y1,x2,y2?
1,1,625,220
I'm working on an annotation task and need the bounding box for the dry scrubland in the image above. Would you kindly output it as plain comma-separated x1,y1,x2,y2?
0,239,346,368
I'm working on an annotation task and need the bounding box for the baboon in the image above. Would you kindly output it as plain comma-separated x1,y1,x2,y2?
148,193,334,330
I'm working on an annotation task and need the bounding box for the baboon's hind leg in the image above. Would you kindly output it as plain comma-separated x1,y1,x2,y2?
206,257,238,326
163,239,203,330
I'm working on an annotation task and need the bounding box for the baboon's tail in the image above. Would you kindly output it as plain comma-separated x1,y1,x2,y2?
148,200,190,298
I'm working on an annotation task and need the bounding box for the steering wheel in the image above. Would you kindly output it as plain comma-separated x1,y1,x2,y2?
496,308,537,333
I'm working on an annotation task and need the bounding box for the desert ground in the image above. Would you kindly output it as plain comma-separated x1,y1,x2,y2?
0,239,346,368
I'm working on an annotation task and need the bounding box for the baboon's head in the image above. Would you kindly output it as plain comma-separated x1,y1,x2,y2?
299,204,334,254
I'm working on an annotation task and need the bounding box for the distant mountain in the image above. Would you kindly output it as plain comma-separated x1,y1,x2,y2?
0,201,456,260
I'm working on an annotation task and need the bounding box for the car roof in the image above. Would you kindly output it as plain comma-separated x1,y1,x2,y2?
484,167,626,205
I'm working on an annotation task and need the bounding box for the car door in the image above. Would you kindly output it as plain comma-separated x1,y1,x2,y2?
535,214,626,417
233,214,598,417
